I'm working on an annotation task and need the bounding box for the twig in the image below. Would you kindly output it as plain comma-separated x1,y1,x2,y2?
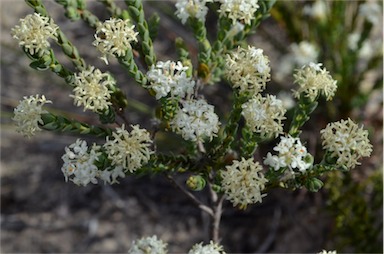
210,193,225,243
165,174,214,217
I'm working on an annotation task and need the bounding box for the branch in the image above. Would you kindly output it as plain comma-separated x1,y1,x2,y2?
165,174,214,217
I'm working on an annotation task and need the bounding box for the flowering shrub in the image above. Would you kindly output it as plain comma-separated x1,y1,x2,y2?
10,0,378,252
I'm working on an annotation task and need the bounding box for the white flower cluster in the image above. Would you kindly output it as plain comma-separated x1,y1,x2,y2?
61,139,101,186
127,236,226,254
217,0,260,25
188,241,226,254
13,94,52,138
290,41,319,67
175,0,213,24
303,0,329,22
225,46,270,95
318,250,337,254
276,41,319,81
170,99,220,142
320,118,372,169
359,0,382,25
221,157,268,208
147,61,195,100
61,139,126,186
104,125,154,173
128,235,168,254
347,32,381,62
242,94,286,138
264,135,313,176
293,62,337,101
93,18,138,64
71,66,114,113
11,13,58,57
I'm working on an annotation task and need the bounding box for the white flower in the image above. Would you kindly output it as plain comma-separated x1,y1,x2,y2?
277,91,295,110
104,125,154,173
359,0,382,25
303,0,329,22
188,241,226,254
318,250,337,254
146,60,195,100
275,41,319,82
11,13,58,57
128,235,168,254
221,157,268,208
290,41,319,68
320,118,372,169
293,62,337,101
347,33,378,61
93,18,138,64
170,99,220,142
217,0,260,25
264,135,313,174
98,165,126,185
359,40,375,60
71,66,114,113
242,94,286,138
264,152,286,171
175,0,213,24
13,94,52,138
61,139,101,186
347,33,360,51
225,46,271,95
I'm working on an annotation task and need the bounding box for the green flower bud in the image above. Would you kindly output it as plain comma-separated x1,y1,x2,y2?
186,175,206,191
305,177,323,192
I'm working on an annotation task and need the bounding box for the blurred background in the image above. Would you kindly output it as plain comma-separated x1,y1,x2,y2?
1,0,382,253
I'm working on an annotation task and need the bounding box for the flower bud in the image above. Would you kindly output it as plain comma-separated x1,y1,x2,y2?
186,175,206,191
305,177,323,192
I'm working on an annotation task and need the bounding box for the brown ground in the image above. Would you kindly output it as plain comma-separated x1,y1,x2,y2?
1,1,382,253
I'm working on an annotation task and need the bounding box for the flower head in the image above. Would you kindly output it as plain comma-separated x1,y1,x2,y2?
275,41,319,82
11,13,58,57
225,46,270,95
170,99,220,142
188,241,226,254
264,135,313,175
242,94,286,138
221,157,268,208
293,62,337,101
104,125,153,173
217,0,260,25
175,0,213,24
320,118,372,169
71,66,114,113
290,41,319,67
146,61,195,100
93,18,138,64
98,166,126,185
318,250,337,254
303,0,329,22
359,1,382,25
13,94,52,138
128,235,168,254
61,139,101,186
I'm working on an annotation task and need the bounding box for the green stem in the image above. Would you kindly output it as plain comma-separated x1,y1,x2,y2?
125,0,156,67
189,19,212,80
40,113,112,137
288,95,318,138
117,49,148,86
211,93,246,159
